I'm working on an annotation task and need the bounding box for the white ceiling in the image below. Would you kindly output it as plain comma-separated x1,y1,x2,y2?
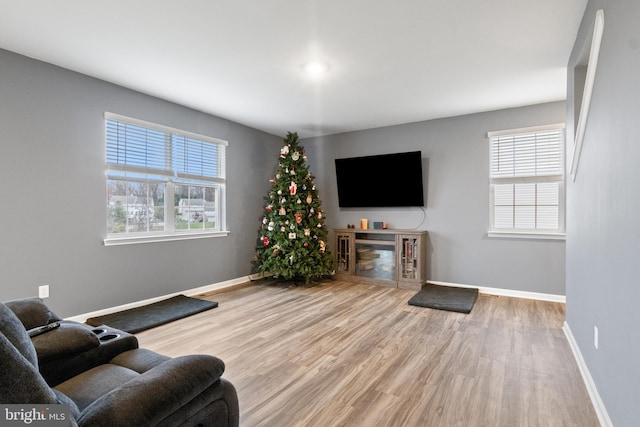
0,0,587,138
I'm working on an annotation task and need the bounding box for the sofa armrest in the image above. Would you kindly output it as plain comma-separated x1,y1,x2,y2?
5,298,62,330
31,322,100,363
77,354,227,426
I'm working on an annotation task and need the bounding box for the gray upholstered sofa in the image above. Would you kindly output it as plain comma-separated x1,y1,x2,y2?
0,298,239,427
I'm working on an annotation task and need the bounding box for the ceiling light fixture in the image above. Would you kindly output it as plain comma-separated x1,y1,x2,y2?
302,61,330,78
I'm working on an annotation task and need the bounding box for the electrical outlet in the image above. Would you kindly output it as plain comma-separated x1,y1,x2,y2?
39,284,50,299
594,326,599,349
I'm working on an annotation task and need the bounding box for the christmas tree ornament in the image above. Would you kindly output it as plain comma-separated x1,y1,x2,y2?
288,232,296,239
306,194,312,204
292,151,300,161
289,182,297,195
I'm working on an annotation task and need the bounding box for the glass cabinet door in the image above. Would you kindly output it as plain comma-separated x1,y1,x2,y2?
335,232,352,273
398,235,420,282
355,242,396,281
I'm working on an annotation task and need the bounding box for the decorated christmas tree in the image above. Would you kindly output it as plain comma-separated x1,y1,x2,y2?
254,132,334,284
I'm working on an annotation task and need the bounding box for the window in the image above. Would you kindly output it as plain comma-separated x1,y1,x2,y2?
488,124,565,238
105,113,227,244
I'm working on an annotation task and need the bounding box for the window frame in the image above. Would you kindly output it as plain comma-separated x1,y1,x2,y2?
103,113,229,246
487,123,566,240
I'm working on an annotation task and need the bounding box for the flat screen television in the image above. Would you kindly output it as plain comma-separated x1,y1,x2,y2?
335,151,424,208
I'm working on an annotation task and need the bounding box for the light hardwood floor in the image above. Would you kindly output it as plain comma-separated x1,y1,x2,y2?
137,280,599,427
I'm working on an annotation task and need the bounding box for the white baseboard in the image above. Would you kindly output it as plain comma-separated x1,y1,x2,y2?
563,321,612,427
65,276,251,323
66,277,565,322
427,280,566,303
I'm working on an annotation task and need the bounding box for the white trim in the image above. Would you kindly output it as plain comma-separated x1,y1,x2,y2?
65,276,249,323
67,277,566,322
103,230,230,246
427,280,566,303
563,321,613,427
570,9,605,181
490,175,564,185
487,230,566,241
487,122,565,138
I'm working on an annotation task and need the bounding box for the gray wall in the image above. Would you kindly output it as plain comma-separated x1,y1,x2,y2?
0,45,571,317
303,102,566,296
0,49,282,317
566,1,640,425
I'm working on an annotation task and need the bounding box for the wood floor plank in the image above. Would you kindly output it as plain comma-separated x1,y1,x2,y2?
136,280,599,427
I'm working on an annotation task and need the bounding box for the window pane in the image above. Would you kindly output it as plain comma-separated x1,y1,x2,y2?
514,183,535,205
494,206,514,229
107,180,128,234
494,184,513,206
175,184,190,230
537,206,559,230
515,206,536,229
204,187,217,229
537,182,559,205
174,184,218,231
107,180,165,234
148,183,166,232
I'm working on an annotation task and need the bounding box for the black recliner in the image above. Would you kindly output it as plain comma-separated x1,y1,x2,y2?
0,298,239,427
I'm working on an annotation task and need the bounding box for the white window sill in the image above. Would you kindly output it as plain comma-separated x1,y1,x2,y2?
104,230,230,246
487,230,566,241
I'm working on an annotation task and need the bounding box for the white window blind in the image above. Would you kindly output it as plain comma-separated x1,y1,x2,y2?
106,113,226,182
490,128,563,179
488,124,565,236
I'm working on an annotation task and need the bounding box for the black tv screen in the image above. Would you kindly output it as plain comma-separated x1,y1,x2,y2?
335,151,424,208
